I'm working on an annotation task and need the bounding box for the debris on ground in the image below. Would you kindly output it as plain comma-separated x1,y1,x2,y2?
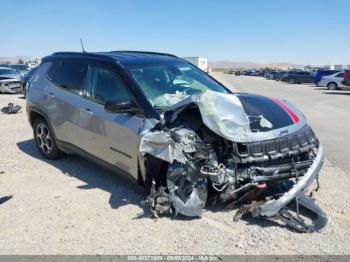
1,103,22,114
0,195,13,205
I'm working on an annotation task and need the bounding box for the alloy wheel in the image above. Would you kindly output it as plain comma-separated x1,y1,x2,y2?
328,83,337,90
36,123,53,154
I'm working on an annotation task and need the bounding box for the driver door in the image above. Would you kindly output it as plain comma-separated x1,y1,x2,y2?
77,63,143,179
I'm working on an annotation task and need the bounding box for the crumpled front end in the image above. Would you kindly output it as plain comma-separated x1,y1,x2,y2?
139,90,328,232
0,79,22,94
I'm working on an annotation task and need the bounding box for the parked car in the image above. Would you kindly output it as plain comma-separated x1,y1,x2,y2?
8,64,30,77
342,70,350,86
314,69,340,86
283,71,315,84
21,68,37,97
272,71,287,81
26,51,327,232
317,71,349,90
264,70,277,80
0,67,22,94
246,70,263,76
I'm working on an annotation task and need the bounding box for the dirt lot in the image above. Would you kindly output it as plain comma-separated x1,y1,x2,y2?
0,77,350,255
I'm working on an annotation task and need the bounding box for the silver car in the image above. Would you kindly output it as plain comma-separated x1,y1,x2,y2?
318,71,350,90
26,51,327,232
0,67,21,94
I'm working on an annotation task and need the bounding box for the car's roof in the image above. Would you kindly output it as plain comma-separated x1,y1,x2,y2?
46,51,183,67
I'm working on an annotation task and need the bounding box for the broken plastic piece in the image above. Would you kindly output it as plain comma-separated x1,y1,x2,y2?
1,103,22,114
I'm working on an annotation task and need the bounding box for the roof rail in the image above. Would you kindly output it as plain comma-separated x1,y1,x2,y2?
108,50,178,58
50,51,115,60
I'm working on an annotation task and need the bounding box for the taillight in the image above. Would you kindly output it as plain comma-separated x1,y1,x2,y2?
344,71,349,79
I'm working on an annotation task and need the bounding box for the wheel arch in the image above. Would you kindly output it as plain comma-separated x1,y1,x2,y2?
28,107,58,141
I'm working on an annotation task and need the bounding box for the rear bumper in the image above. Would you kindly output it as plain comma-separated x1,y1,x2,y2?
252,144,324,217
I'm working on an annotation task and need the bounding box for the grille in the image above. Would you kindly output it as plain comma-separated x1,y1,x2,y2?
233,125,317,163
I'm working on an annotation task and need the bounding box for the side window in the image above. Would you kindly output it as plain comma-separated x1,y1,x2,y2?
47,62,60,81
336,73,344,78
86,65,132,105
51,62,88,95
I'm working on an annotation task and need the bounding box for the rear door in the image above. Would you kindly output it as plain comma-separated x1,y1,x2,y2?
305,72,314,83
43,60,93,147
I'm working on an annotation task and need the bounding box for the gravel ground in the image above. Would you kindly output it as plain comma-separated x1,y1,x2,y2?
0,84,350,255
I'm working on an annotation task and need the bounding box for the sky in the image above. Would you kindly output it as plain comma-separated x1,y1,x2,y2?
1,0,349,65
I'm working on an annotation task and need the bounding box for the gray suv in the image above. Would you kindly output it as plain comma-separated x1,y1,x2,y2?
26,51,327,232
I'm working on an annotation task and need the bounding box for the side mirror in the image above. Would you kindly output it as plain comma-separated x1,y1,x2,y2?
104,99,139,114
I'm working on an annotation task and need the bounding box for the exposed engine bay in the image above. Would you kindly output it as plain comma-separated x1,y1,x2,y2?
139,91,328,232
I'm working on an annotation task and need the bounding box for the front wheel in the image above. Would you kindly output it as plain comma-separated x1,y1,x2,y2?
33,118,62,159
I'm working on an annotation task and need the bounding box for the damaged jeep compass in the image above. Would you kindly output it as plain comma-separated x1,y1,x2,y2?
26,51,328,232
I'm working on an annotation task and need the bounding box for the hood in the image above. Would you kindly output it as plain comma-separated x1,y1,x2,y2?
0,74,20,80
166,90,306,143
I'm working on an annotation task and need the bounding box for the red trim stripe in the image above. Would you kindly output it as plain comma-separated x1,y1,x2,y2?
271,98,300,123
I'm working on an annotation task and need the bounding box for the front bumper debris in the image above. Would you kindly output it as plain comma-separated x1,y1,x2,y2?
248,145,328,232
252,145,324,217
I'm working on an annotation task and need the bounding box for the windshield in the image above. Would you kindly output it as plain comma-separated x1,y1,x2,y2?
0,68,17,75
129,63,229,109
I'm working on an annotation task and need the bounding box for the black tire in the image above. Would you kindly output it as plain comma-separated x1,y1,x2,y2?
33,117,62,160
327,82,338,90
289,78,296,84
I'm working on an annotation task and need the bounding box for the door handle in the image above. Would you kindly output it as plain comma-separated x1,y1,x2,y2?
47,92,55,98
80,108,94,115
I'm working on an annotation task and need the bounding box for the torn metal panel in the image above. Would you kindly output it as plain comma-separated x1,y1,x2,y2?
139,131,186,164
195,90,252,142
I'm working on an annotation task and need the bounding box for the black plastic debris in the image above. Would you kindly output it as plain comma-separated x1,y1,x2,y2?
1,103,22,114
0,195,13,205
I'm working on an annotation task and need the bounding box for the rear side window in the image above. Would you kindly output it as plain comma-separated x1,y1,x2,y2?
48,61,88,95
335,73,344,78
47,62,59,80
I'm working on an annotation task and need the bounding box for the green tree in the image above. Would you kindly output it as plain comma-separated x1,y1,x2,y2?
18,58,24,64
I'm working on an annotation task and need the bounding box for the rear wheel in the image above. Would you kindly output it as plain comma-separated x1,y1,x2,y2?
33,118,62,159
327,82,338,90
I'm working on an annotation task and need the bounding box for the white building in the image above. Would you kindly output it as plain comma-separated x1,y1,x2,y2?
330,65,350,70
182,57,208,72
